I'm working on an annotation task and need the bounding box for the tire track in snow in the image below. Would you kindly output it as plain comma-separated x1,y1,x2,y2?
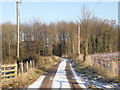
28,74,45,88
28,58,86,89
69,59,87,88
65,60,82,89
40,61,61,88
28,61,61,88
52,59,70,88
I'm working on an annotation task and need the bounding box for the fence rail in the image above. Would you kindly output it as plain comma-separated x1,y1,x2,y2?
1,59,35,81
1,64,17,80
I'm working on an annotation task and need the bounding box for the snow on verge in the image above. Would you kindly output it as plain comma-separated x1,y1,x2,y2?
52,59,70,88
28,75,45,88
69,59,87,88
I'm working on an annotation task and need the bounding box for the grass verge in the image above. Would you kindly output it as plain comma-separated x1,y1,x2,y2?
70,59,120,86
2,56,60,88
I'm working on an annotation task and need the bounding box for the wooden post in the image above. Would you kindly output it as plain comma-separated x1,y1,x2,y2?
17,2,20,62
32,60,34,68
15,64,17,77
18,62,20,76
26,61,28,72
30,60,32,68
21,61,23,74
32,60,33,68
4,66,5,79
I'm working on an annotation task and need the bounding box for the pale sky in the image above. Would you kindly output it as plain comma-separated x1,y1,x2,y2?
1,1,118,25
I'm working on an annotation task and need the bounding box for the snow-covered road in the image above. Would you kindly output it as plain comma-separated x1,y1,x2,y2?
52,60,70,88
28,75,45,88
28,58,87,89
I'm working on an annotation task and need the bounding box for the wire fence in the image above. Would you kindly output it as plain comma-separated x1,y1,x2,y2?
82,52,119,78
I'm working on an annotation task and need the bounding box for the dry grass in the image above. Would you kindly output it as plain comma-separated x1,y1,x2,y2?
2,68,43,88
2,56,60,88
36,55,60,71
71,59,119,84
70,54,119,79
2,59,16,65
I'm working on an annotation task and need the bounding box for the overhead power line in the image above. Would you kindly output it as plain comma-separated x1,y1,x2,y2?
91,0,102,13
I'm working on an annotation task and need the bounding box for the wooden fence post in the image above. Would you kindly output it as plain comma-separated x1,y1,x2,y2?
27,61,28,72
21,61,23,74
32,60,33,68
30,60,32,68
18,61,21,76
15,64,17,77
31,60,33,68
4,66,5,79
33,60,35,68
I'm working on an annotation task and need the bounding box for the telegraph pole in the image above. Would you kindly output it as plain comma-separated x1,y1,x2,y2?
16,0,22,61
17,2,19,61
78,24,80,59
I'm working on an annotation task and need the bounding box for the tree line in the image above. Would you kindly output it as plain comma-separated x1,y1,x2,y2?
2,7,118,63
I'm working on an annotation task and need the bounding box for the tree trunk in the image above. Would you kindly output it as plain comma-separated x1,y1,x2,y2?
9,42,11,60
86,36,88,55
78,24,80,59
72,43,75,54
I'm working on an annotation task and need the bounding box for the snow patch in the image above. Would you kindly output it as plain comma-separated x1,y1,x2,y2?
52,59,70,88
70,59,119,88
69,60,87,88
28,75,45,88
54,62,58,65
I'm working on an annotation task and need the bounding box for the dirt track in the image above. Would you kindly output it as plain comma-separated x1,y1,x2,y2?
66,61,82,89
40,61,61,88
39,59,83,89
